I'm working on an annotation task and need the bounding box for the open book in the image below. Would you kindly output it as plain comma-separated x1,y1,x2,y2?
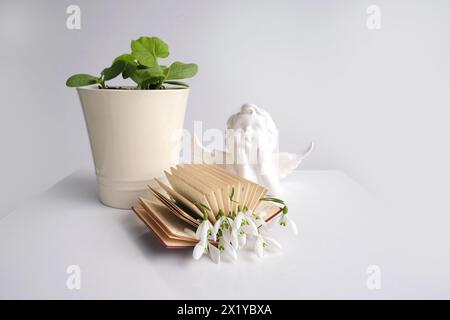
132,164,282,248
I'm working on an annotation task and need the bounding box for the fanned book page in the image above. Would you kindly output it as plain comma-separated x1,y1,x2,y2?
132,164,282,248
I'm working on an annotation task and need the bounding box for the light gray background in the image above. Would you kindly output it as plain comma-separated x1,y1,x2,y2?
0,0,449,229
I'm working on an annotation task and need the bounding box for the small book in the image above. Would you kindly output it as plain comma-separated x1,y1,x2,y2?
132,164,282,248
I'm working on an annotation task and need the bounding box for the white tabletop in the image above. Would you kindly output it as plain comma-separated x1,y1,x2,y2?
0,169,448,299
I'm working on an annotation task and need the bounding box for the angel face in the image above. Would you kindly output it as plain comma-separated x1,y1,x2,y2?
230,112,265,133
227,104,278,152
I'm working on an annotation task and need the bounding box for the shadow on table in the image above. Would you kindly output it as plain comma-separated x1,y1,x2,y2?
45,170,99,204
120,213,192,263
48,169,193,263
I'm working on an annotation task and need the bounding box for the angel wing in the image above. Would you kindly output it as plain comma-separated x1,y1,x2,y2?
272,142,314,179
191,135,314,179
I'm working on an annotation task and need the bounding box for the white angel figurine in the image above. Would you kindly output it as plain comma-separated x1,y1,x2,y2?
193,103,314,196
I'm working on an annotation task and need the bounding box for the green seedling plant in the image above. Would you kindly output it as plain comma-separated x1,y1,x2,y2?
66,36,198,90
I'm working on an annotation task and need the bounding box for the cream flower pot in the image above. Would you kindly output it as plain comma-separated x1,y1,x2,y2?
77,85,189,209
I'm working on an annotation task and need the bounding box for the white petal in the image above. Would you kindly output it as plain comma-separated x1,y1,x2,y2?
193,241,206,260
244,218,259,236
210,224,217,242
220,238,237,261
222,228,231,243
208,243,220,264
195,223,204,240
255,236,264,258
264,236,282,250
258,223,270,235
200,231,209,243
254,215,266,228
233,213,245,230
286,216,298,235
212,218,222,237
201,221,212,242
245,211,264,227
238,233,247,248
195,221,208,240
230,230,239,250
278,214,285,225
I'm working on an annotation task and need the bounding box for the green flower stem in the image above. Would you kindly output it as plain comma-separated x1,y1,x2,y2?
260,196,289,215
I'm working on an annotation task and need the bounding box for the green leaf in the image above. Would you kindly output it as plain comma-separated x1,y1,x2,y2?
195,202,212,221
163,80,189,88
166,61,198,80
152,38,169,58
141,77,163,90
229,187,235,201
101,60,126,81
122,61,138,79
66,74,99,87
131,36,169,67
113,54,137,79
113,54,135,63
137,65,164,81
260,197,285,205
129,65,165,89
195,202,211,213
160,65,168,75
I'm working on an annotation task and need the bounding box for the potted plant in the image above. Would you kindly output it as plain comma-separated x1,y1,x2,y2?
66,36,198,209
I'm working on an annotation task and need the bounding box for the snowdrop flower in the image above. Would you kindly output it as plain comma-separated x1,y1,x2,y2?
237,232,246,248
223,227,240,250
191,195,295,263
278,212,298,235
193,216,217,262
212,210,240,252
195,219,213,243
218,237,237,261
233,212,258,236
260,208,298,236
208,243,220,264
232,231,241,250
193,240,220,264
245,210,266,228
259,197,298,234
193,239,208,260
229,225,247,249
212,212,233,241
254,234,282,258
229,211,258,250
